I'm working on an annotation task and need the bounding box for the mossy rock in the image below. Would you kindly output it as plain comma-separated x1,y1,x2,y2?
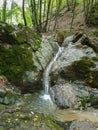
0,22,42,52
92,55,98,61
0,44,36,83
71,57,96,79
13,26,42,51
0,22,15,33
60,57,96,81
0,22,17,44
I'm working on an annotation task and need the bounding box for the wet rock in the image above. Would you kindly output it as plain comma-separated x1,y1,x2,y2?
0,87,21,105
0,77,21,105
59,120,98,130
69,120,98,130
50,82,93,109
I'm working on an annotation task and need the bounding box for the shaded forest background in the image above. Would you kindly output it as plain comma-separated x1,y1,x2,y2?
0,0,98,33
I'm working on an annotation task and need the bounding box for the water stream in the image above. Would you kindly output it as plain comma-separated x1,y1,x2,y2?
22,90,98,122
43,45,64,99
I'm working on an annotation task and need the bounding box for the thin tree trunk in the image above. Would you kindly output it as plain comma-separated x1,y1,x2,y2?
31,0,38,31
70,0,76,32
2,0,7,22
53,0,61,30
39,0,42,31
44,0,51,32
43,0,47,23
22,0,27,26
10,0,14,23
66,0,70,11
48,0,54,31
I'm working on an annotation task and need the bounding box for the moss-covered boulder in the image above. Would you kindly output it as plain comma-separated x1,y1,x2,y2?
0,44,36,82
61,57,96,81
0,22,44,92
0,22,17,44
12,26,42,51
0,43,43,92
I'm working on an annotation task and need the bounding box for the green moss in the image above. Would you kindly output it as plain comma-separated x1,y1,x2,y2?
14,26,42,51
0,45,36,83
61,57,96,81
0,22,15,33
0,22,17,44
92,56,98,61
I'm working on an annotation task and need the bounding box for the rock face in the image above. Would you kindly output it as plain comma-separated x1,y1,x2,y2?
50,33,98,109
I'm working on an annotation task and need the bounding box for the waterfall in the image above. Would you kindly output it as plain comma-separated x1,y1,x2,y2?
43,45,64,99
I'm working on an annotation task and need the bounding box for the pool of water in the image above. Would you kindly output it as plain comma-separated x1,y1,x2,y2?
21,90,98,122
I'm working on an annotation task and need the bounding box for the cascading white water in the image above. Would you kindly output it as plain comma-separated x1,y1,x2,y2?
42,34,85,100
43,45,64,100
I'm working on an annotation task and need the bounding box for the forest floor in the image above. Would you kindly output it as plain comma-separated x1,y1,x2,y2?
49,4,98,43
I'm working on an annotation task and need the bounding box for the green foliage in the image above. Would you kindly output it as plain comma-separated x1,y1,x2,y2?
0,45,36,83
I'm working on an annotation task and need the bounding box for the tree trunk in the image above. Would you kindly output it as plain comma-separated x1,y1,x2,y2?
2,0,7,22
39,0,42,31
22,0,27,26
66,0,70,11
70,0,77,31
44,0,51,32
53,0,61,30
31,0,38,31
